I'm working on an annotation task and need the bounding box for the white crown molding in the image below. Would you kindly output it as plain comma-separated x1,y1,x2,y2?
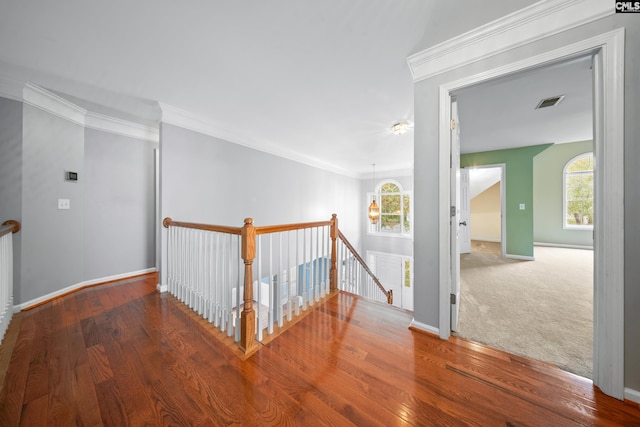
14,82,160,142
23,82,87,126
85,111,159,143
158,102,358,178
407,0,613,82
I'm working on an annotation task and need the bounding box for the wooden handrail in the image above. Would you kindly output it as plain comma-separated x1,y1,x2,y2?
255,219,332,235
0,220,21,238
162,217,242,235
337,230,393,305
162,217,333,236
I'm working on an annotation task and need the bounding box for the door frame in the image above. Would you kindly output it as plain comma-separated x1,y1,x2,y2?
437,29,624,399
463,164,506,257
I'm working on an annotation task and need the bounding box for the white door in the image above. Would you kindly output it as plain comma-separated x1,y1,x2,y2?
459,168,471,254
450,101,462,332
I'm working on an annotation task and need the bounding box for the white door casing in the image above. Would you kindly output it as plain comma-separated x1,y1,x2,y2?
435,30,624,399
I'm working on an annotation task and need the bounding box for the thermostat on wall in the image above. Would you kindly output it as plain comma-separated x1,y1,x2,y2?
65,171,78,182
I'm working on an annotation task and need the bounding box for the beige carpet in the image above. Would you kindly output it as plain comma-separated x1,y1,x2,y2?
457,242,593,378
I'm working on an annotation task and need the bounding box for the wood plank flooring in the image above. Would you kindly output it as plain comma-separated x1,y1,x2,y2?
0,273,639,426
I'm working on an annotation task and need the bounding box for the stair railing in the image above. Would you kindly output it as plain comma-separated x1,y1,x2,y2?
163,214,389,354
0,220,20,344
336,229,393,305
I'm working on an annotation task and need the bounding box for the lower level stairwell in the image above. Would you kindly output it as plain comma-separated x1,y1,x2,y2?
162,214,392,355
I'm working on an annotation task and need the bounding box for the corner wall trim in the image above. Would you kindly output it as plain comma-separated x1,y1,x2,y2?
14,268,157,311
156,283,168,293
409,319,439,336
407,0,613,82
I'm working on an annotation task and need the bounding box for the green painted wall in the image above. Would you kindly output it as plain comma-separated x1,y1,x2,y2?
461,144,551,258
533,140,593,247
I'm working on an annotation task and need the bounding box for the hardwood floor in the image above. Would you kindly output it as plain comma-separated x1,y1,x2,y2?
0,274,639,426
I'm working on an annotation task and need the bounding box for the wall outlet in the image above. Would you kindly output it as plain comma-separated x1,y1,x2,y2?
519,203,525,210
58,198,71,210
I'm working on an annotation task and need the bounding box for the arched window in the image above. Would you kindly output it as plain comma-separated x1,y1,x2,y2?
564,152,594,229
368,180,412,236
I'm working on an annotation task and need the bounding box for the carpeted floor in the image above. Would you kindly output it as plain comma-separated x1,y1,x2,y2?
457,241,593,379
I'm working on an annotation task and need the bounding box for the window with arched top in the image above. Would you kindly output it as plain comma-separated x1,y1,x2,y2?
368,179,412,237
564,152,594,229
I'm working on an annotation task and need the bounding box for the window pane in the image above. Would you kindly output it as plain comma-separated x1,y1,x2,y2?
381,194,401,214
566,155,594,173
565,153,594,227
403,194,411,233
404,260,411,287
381,215,401,232
381,183,400,193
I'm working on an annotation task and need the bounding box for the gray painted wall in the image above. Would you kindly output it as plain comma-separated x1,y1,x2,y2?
414,14,640,390
0,97,23,301
84,128,156,280
2,97,157,305
159,123,363,285
21,104,85,303
534,140,593,247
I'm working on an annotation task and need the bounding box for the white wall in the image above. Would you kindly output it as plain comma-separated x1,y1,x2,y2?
84,128,156,280
2,94,158,306
21,104,85,303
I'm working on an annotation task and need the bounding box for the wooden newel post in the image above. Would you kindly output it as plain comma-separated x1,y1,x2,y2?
330,214,338,293
240,218,257,354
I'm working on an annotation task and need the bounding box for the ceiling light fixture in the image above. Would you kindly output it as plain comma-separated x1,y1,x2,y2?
391,121,409,135
368,163,380,224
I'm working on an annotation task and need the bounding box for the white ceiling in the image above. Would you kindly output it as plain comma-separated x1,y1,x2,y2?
455,56,593,154
0,0,564,177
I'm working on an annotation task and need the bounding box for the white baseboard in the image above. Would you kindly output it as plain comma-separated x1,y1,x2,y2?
409,318,440,336
156,283,168,293
625,387,640,404
534,241,594,250
14,268,157,310
505,254,535,261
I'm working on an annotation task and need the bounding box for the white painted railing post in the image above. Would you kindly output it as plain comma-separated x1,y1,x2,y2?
330,214,338,293
0,220,20,344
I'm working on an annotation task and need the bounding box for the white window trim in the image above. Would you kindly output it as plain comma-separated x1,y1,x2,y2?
367,179,413,239
563,152,594,230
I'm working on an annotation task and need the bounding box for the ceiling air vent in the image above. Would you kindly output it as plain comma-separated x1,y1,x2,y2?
535,95,565,109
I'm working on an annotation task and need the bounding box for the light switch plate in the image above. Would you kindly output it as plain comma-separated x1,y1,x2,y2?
58,198,70,210
519,203,525,210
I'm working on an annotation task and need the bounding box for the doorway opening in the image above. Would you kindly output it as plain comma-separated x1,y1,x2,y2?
450,55,595,378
